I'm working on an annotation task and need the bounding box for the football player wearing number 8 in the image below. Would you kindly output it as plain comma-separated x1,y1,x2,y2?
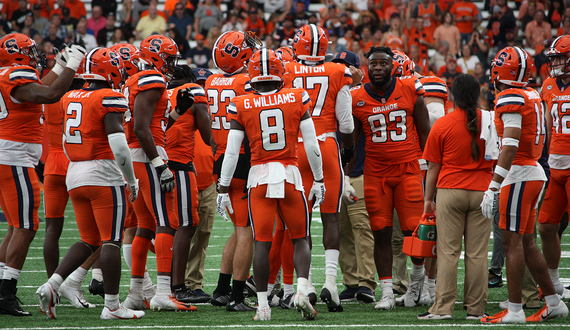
122,35,196,312
37,47,144,320
217,48,323,321
0,32,85,317
350,46,431,311
282,24,354,311
480,46,568,324
537,35,570,301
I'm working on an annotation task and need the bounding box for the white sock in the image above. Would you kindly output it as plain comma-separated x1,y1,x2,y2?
508,302,522,313
156,275,171,296
307,266,315,292
48,273,64,292
545,294,561,308
284,284,295,297
105,293,120,311
268,283,274,293
123,244,132,270
0,262,5,279
297,277,308,295
548,268,563,293
379,278,393,298
130,278,144,300
426,277,435,297
3,266,21,280
324,249,339,288
143,271,154,291
66,267,88,287
257,291,268,307
410,262,425,280
92,268,103,282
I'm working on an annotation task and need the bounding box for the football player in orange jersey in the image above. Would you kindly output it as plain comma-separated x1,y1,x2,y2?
350,47,431,311
217,48,324,321
207,31,262,311
122,35,196,312
283,24,354,311
165,65,213,303
538,36,570,301
36,47,144,320
480,46,568,324
0,33,85,317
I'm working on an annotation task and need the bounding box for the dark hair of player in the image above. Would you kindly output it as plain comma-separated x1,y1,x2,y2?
365,46,395,59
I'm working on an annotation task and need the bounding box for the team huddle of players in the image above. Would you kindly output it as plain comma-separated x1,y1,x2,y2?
0,22,570,323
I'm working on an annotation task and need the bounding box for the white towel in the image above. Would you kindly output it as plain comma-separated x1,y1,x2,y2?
480,110,500,161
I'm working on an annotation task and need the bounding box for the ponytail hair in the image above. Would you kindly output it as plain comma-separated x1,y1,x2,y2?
451,74,481,162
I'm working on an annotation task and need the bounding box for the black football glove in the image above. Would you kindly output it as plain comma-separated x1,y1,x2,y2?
175,87,195,116
340,142,355,168
154,164,175,192
34,160,45,183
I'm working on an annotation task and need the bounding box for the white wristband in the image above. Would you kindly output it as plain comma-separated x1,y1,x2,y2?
51,63,64,76
151,156,164,167
489,180,501,190
494,165,509,178
169,110,180,121
502,137,519,147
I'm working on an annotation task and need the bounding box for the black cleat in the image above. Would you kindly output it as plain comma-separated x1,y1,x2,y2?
308,292,317,306
320,287,343,312
488,270,503,288
339,286,359,301
89,278,105,297
210,290,232,307
245,276,256,297
0,291,31,317
356,286,376,303
175,287,211,304
226,299,256,311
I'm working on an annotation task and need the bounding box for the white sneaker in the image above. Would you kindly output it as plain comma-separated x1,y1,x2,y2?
481,309,526,323
253,305,271,321
499,300,509,310
561,288,570,300
404,278,424,307
101,304,145,319
123,293,149,310
417,312,452,320
374,295,395,310
320,285,343,312
59,280,95,308
294,292,317,320
526,300,569,322
149,294,197,311
36,283,59,319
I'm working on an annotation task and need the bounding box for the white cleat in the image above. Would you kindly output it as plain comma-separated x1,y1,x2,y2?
526,300,569,322
123,293,149,310
295,292,317,320
149,294,197,311
58,280,95,308
374,295,395,310
101,304,145,319
36,283,59,319
561,288,570,300
404,278,424,307
481,309,526,323
320,285,343,312
253,305,271,321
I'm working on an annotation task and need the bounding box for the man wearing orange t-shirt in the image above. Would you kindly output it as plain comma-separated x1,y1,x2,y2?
450,0,481,46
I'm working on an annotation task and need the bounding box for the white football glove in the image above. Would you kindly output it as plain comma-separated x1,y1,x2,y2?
154,164,175,192
481,181,500,219
308,181,326,209
217,193,233,222
342,175,357,205
65,45,87,71
127,179,139,203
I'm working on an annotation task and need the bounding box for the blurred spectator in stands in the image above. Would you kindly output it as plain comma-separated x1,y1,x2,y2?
380,14,407,52
169,2,193,40
194,0,222,36
78,16,95,34
438,0,455,12
244,7,266,38
206,25,221,48
434,11,460,55
87,6,107,37
265,0,287,15
327,29,345,54
1,0,19,21
222,13,244,33
187,33,212,68
525,10,552,53
358,26,372,46
118,0,136,39
291,0,311,28
135,3,166,39
351,38,363,57
339,12,354,35
384,0,405,23
96,12,116,46
110,27,127,46
32,31,43,47
0,18,10,36
338,28,353,52
140,0,168,21
535,39,551,83
355,12,376,37
48,0,66,18
409,16,436,67
274,14,296,46
45,24,64,49
346,0,368,12
365,0,384,25
482,5,516,49
76,19,97,51
308,12,319,25
520,2,538,31
409,44,431,76
227,0,248,22
457,44,480,75
323,5,342,35
319,0,338,25
135,0,152,23
10,0,31,31
44,13,68,40
61,7,78,32
265,13,280,36
411,0,442,37
473,62,488,85
562,6,570,25
65,0,86,20
31,4,51,35
467,30,489,69
22,15,40,38
438,54,462,90
496,0,515,17
363,28,382,53
92,0,118,17
430,40,450,73
518,0,544,21
557,16,570,37
164,0,195,17
264,35,277,49
496,27,521,50
449,0,480,46
168,25,190,59
548,0,564,27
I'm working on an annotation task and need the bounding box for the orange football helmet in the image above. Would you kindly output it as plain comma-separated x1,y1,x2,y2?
139,35,180,78
391,50,413,77
547,35,570,77
275,46,295,64
248,48,285,86
490,46,534,87
82,47,125,90
212,31,262,75
292,24,328,62
0,33,46,69
110,43,140,76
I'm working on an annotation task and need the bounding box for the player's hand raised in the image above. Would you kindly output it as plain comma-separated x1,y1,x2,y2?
176,87,195,116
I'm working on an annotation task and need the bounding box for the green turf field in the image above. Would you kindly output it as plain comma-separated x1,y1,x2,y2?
1,198,570,330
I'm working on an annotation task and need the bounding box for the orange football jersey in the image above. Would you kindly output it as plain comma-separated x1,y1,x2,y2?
541,77,570,156
229,88,311,166
166,83,208,164
123,70,169,149
44,101,64,152
0,66,43,144
283,61,352,136
418,75,448,102
351,77,425,177
205,73,251,160
62,88,128,162
417,2,439,34
494,87,545,166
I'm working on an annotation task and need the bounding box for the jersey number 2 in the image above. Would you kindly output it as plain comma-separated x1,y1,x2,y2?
65,102,83,144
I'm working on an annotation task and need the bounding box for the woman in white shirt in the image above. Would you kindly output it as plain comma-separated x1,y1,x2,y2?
458,44,481,75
